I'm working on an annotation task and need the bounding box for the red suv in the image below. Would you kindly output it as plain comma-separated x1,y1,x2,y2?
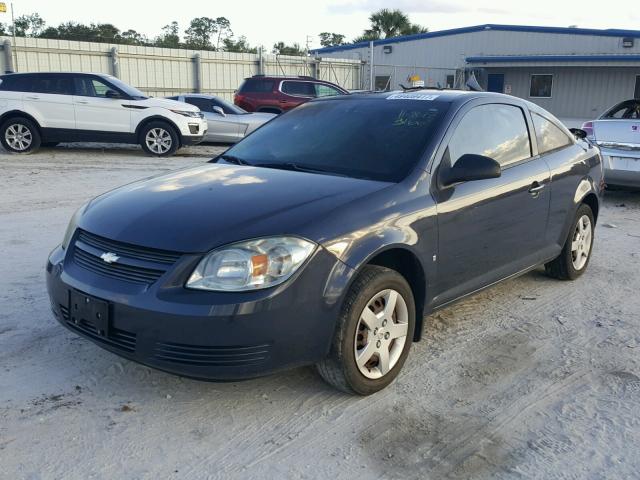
234,75,349,114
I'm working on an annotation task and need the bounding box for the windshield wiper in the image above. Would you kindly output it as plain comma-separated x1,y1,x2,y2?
252,162,348,177
214,154,252,166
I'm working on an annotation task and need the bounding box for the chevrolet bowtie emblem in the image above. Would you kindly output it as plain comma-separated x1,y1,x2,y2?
100,252,120,264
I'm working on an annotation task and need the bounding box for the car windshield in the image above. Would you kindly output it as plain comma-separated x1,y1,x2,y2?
103,75,148,99
223,98,449,182
602,100,640,119
215,97,247,115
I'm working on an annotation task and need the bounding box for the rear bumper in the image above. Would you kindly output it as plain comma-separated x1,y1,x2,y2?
46,244,352,381
600,149,640,188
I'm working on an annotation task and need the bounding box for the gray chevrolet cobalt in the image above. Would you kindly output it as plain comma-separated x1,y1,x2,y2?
46,90,603,395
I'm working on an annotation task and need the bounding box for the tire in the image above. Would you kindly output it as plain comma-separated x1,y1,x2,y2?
139,121,179,157
545,203,595,280
316,265,416,395
0,117,41,154
42,141,59,148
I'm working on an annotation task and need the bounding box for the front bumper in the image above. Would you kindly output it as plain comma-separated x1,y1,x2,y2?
600,148,640,188
46,243,353,381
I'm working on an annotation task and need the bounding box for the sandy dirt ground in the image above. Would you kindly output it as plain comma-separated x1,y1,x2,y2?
1,144,639,480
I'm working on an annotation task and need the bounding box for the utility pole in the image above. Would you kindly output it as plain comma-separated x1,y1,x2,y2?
305,35,313,54
10,2,17,71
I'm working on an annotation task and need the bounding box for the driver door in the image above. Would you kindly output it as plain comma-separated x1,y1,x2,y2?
72,75,131,133
431,102,551,306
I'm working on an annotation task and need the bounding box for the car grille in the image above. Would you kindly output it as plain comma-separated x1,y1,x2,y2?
153,341,272,367
59,304,137,353
71,230,181,285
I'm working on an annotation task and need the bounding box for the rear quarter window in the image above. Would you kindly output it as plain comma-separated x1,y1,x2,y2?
239,79,275,93
532,112,573,154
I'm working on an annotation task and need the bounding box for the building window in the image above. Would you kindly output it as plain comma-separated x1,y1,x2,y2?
375,75,391,91
635,75,640,99
530,74,553,98
446,74,454,89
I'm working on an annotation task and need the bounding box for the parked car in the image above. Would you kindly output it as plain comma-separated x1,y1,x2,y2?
47,90,602,395
166,94,275,143
0,72,207,156
582,99,640,188
233,75,348,114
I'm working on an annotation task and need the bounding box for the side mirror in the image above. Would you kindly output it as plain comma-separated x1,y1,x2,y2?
105,89,121,99
213,106,226,117
569,128,587,140
440,154,501,186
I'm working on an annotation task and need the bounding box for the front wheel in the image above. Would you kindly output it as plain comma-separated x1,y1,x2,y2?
0,117,41,154
545,203,595,280
139,122,179,157
316,265,415,395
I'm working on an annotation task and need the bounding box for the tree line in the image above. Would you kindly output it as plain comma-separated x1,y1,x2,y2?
0,9,427,54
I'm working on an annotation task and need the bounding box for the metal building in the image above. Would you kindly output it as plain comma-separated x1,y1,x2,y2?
312,24,640,125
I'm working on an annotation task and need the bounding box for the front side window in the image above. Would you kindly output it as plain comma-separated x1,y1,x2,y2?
224,99,450,182
315,84,343,97
532,112,572,154
74,76,117,98
281,81,315,97
530,74,553,98
448,104,531,167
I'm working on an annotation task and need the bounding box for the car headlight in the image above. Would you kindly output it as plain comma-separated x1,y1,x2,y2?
186,237,316,292
61,203,88,250
169,109,203,118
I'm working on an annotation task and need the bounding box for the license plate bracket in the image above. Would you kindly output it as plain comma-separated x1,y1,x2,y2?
69,290,110,337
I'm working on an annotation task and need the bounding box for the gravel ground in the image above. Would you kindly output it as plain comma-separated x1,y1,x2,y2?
1,144,639,480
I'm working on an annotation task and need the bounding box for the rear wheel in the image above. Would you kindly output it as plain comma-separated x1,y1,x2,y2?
139,121,179,157
0,117,41,154
316,265,415,395
545,203,595,280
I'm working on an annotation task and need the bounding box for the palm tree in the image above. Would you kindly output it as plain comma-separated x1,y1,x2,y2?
354,9,428,42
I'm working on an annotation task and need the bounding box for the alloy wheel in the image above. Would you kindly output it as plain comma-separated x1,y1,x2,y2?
5,123,33,151
354,289,409,379
145,128,172,154
571,214,592,270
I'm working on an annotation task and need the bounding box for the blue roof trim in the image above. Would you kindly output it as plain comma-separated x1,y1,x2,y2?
311,24,640,55
466,54,640,63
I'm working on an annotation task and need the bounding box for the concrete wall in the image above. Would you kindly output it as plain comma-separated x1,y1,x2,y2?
0,36,362,100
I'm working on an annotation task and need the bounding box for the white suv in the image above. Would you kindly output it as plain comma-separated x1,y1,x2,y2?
0,72,208,156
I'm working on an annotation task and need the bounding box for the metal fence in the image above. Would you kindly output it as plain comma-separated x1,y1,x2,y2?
0,36,363,100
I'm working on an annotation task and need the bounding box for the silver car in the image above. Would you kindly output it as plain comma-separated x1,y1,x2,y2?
583,99,640,188
167,94,276,143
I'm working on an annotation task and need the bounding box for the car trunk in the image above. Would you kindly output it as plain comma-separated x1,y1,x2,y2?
593,119,640,147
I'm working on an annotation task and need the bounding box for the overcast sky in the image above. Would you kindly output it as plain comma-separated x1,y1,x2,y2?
5,0,640,49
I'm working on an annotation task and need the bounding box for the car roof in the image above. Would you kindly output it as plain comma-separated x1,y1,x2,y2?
315,88,518,106
0,71,111,78
244,75,341,85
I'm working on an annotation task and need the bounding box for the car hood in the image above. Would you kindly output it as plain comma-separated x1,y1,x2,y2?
79,163,390,253
142,97,200,112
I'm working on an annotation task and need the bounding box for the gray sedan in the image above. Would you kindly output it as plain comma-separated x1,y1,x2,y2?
167,94,276,143
582,99,640,188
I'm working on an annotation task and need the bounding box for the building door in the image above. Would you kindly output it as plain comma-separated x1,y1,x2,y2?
635,75,640,99
487,73,505,93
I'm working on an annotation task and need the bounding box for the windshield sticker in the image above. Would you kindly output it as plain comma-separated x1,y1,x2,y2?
387,93,439,101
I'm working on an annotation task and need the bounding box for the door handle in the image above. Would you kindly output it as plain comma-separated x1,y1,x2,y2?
25,95,40,100
75,100,89,104
528,182,545,196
